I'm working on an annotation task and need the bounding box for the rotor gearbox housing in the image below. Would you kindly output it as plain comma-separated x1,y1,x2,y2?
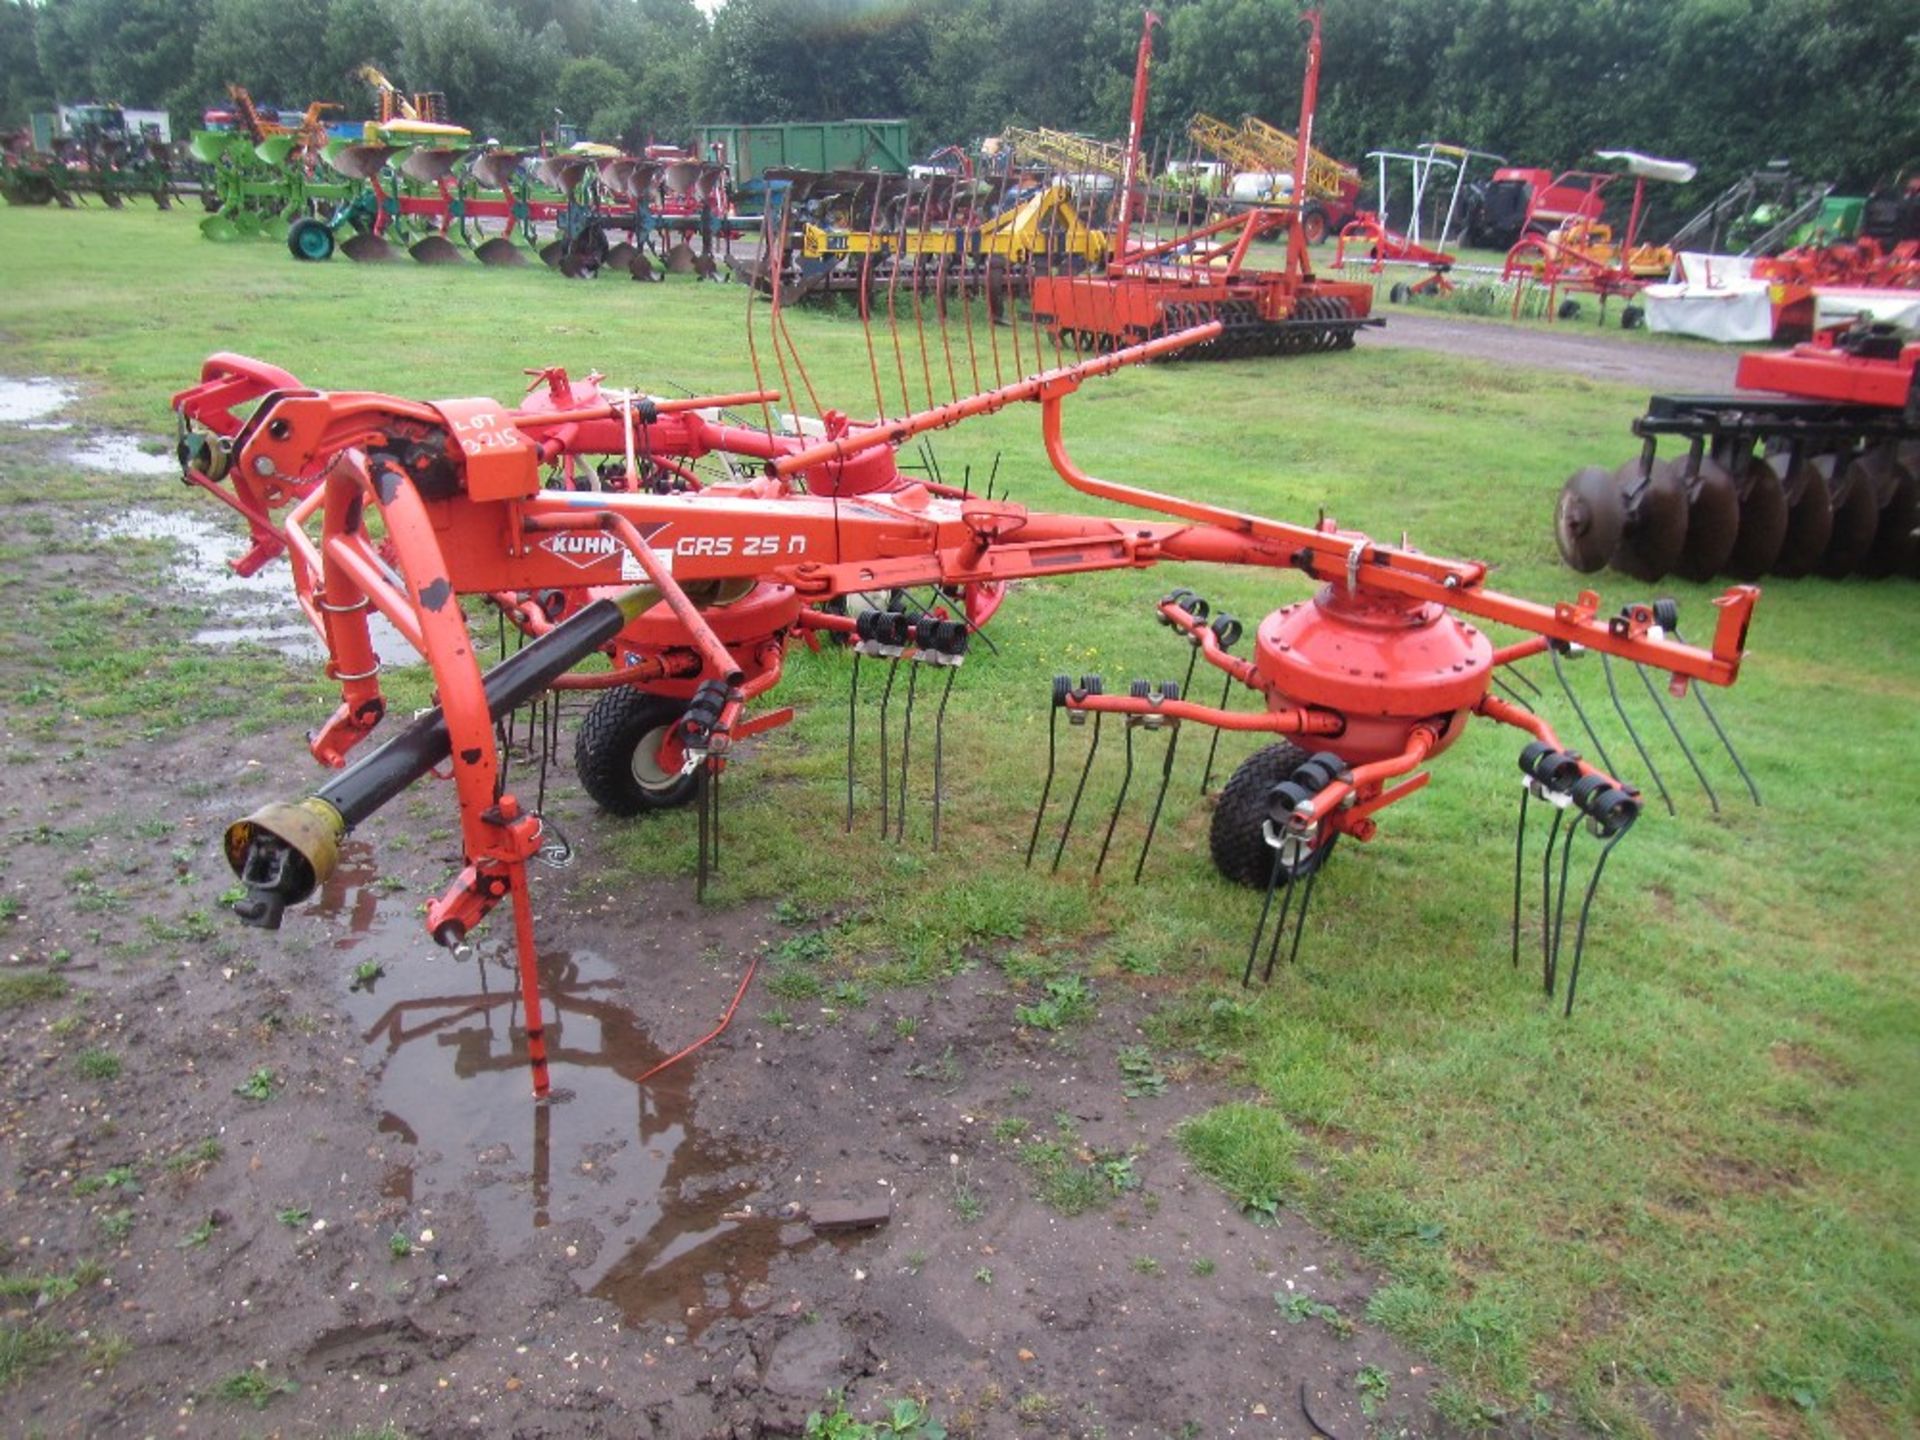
1253,585,1492,763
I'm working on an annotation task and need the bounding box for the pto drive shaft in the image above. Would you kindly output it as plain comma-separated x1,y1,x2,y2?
223,586,657,929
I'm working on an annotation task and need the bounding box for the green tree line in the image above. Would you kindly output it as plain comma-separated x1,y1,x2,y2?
3,0,1914,194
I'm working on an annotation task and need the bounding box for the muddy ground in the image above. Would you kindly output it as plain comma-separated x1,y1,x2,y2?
0,319,1674,1439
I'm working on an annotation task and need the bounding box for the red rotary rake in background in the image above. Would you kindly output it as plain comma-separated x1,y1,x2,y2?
173,302,1762,1096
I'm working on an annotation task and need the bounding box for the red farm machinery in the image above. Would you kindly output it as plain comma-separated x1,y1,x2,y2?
1557,320,1920,583
169,246,1763,1095
1501,151,1696,325
1027,10,1378,358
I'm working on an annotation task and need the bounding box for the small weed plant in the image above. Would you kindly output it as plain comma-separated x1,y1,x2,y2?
805,1394,947,1438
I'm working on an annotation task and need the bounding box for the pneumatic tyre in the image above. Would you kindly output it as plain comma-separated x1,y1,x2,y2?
287,216,335,261
574,689,699,817
1208,742,1309,887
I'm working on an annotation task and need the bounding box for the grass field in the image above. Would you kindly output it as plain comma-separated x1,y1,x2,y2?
1,204,1915,1438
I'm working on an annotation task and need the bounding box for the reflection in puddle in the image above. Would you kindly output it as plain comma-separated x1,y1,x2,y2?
63,433,177,476
94,507,414,663
0,376,78,424
315,848,809,1335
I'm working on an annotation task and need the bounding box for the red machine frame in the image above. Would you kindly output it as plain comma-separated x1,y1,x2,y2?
177,329,1758,1096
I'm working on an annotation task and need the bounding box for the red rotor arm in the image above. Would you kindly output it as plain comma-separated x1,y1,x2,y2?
1032,390,1756,687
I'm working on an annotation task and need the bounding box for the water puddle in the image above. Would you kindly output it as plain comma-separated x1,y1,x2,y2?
94,506,414,664
63,433,177,476
316,849,815,1336
0,376,77,425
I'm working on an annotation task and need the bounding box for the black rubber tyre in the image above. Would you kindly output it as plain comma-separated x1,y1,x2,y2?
1621,304,1645,330
1209,742,1310,887
1301,204,1329,246
574,688,699,817
1389,282,1411,304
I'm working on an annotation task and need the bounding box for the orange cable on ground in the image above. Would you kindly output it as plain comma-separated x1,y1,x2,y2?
635,952,761,1085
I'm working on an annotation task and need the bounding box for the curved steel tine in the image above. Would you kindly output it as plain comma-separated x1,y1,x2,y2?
1603,653,1674,815
933,174,962,402
876,650,900,839
1540,805,1565,982
895,657,920,842
1563,829,1630,1016
881,174,914,414
1244,845,1286,987
1504,664,1543,697
1692,685,1760,805
956,172,984,394
1179,640,1201,702
1094,719,1137,875
1133,717,1181,883
1051,713,1103,874
1632,662,1720,814
845,651,860,832
932,666,959,851
1284,854,1326,970
1200,671,1234,793
1511,784,1530,969
1259,865,1299,984
909,173,936,410
1026,692,1062,867
1669,625,1759,805
1549,645,1623,783
859,167,890,420
762,176,806,431
1490,673,1535,713
1546,811,1580,996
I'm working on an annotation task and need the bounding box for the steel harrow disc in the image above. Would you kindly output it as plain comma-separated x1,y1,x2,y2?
1672,453,1742,583
1851,443,1918,578
1764,448,1834,579
1814,450,1879,578
1610,456,1689,583
1556,465,1626,573
1724,446,1789,580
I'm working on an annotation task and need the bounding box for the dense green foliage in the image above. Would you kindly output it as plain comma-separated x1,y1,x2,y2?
2,0,1916,191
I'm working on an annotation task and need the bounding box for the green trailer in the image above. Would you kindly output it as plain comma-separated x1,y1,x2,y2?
699,119,910,213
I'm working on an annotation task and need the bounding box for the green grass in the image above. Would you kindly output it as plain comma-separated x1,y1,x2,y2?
0,1322,67,1389
72,1046,121,1080
0,972,68,1011
209,1368,297,1409
0,205,1913,1437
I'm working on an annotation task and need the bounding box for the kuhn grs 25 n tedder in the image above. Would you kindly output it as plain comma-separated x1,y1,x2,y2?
173,233,1761,1098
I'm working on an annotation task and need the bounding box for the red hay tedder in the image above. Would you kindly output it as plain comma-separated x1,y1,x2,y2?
172,304,1763,1098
